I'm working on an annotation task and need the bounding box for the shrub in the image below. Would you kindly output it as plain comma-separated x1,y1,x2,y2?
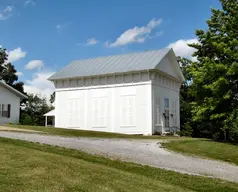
22,114,34,125
222,108,238,141
179,122,193,137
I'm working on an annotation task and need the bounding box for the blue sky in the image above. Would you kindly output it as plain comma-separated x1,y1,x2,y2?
0,0,221,98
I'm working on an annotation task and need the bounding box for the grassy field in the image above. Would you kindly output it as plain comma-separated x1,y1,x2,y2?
4,124,190,140
0,138,238,192
163,140,238,165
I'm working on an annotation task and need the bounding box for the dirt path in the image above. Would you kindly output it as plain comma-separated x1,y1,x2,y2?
0,126,42,133
0,131,237,183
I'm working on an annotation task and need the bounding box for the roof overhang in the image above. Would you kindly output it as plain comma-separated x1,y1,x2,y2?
0,81,28,99
44,109,55,117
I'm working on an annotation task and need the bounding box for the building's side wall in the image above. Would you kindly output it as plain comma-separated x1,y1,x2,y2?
151,72,180,133
55,72,152,135
0,85,20,124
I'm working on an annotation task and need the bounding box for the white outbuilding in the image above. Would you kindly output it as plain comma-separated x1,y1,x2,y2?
49,48,185,135
0,80,27,124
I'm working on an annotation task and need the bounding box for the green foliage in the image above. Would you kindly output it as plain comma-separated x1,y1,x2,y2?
22,114,34,125
179,122,193,137
20,94,53,126
179,0,238,140
50,92,55,104
0,48,7,75
0,47,25,96
1,63,18,85
224,108,238,140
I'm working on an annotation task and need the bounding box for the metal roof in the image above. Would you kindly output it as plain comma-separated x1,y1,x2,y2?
0,80,28,99
49,48,171,80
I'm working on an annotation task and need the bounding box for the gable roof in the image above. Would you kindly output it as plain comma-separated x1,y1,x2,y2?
43,109,55,116
0,81,28,99
49,48,184,81
156,49,185,81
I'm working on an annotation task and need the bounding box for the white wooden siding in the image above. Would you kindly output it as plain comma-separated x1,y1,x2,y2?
54,71,181,135
0,84,21,124
55,72,152,134
67,98,81,128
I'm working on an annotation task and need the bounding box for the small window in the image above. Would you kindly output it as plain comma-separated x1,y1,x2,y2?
164,98,169,108
1,104,9,118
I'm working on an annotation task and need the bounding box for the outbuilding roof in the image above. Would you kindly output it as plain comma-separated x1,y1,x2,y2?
43,109,55,117
0,80,28,99
49,48,173,80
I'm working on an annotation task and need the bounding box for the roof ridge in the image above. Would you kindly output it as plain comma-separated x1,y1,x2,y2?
71,48,170,63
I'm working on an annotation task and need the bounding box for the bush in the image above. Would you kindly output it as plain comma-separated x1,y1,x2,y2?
22,114,34,125
229,109,238,141
224,108,238,141
179,122,193,137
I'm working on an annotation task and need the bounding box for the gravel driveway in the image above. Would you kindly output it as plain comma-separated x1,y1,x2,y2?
0,131,238,183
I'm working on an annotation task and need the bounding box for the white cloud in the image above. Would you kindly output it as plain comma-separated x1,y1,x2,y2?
4,6,14,13
16,72,23,76
85,38,99,46
25,60,44,70
7,48,27,63
56,22,71,31
24,0,35,6
107,18,162,47
0,5,14,20
24,71,55,101
167,38,199,61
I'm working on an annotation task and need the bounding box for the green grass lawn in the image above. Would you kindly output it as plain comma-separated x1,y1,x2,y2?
0,138,238,192
162,140,238,165
4,124,191,140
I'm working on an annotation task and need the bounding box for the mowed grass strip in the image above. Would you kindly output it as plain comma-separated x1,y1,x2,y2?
0,138,238,192
4,124,191,140
162,140,238,165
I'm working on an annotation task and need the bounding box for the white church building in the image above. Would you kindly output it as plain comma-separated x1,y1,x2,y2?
49,48,185,135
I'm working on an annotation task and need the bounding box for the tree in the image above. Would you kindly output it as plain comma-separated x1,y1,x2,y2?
0,48,7,75
188,0,238,140
0,47,25,95
1,63,18,85
21,94,53,126
177,57,194,136
50,92,55,104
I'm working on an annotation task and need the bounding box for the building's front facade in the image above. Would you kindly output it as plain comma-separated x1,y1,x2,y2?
0,81,27,124
49,49,184,135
